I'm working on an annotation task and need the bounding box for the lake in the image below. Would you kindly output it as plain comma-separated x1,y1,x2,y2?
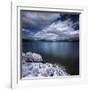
22,40,79,75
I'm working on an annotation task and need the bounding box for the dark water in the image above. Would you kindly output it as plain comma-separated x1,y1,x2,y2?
22,40,79,75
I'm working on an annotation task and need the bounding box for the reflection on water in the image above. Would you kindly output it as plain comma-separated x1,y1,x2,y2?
22,40,79,75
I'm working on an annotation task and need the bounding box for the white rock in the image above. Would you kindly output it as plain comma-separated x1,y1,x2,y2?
22,62,69,78
22,53,26,64
26,52,32,56
25,52,34,62
22,52,25,57
22,52,69,78
22,63,32,77
22,52,43,62
32,53,43,62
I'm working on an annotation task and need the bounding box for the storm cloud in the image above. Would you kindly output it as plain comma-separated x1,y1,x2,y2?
21,10,79,41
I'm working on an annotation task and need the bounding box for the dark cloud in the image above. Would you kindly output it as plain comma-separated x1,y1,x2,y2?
21,11,60,30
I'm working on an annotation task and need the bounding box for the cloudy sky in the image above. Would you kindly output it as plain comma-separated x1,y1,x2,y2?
21,10,79,41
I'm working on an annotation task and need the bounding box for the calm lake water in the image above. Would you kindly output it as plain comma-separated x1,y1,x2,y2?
22,40,79,75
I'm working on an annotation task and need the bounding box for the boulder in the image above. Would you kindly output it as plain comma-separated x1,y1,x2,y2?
22,52,43,62
32,53,43,62
25,52,34,62
22,53,26,64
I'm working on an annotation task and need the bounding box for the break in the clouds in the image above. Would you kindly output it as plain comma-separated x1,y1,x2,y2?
21,10,79,41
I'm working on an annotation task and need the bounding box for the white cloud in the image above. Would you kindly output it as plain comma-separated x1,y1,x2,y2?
33,19,79,40
21,11,79,40
22,28,30,33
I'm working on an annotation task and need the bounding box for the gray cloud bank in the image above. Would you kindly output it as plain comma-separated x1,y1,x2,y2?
21,11,79,41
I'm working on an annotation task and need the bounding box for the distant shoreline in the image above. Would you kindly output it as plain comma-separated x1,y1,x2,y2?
22,39,79,42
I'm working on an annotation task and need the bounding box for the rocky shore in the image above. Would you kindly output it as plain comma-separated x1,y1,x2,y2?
22,52,43,63
22,52,69,78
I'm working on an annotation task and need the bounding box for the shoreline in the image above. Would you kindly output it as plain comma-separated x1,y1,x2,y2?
21,52,69,79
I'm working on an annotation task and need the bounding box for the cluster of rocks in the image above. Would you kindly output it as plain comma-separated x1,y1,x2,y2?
22,52,69,78
22,62,69,78
22,52,43,63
